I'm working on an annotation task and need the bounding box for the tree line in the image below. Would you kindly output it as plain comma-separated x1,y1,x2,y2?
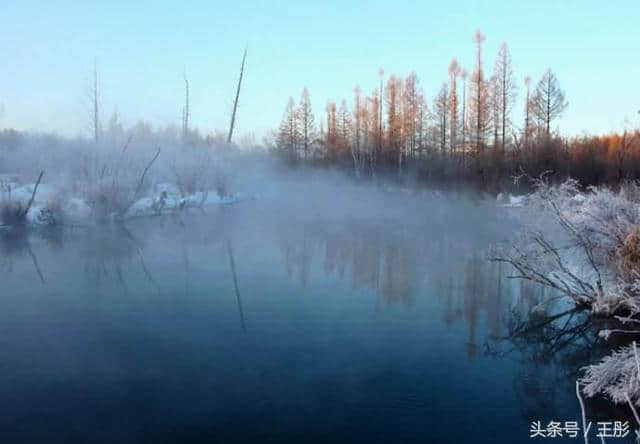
270,30,639,191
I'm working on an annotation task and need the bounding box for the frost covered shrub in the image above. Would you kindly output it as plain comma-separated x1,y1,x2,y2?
495,178,640,315
582,343,640,405
495,178,640,409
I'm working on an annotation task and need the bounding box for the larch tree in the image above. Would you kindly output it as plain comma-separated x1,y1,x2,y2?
353,86,362,158
385,75,403,168
336,100,352,156
367,90,381,170
352,85,367,176
326,101,337,159
360,96,370,157
523,75,532,148
460,68,468,150
490,74,500,149
448,58,460,153
277,97,299,161
434,82,449,154
416,92,429,156
297,87,315,162
468,30,491,153
403,72,419,159
531,69,568,136
492,42,516,153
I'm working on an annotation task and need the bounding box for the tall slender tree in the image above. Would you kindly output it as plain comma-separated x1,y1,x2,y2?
531,69,568,136
90,59,100,143
297,87,315,161
416,92,429,156
403,72,419,159
277,97,299,161
448,58,460,153
434,83,449,154
523,75,532,148
336,100,352,155
460,68,468,150
182,72,190,142
468,30,491,153
492,43,517,152
326,101,337,159
385,75,402,163
352,85,366,176
353,85,362,158
490,74,500,150
367,90,381,170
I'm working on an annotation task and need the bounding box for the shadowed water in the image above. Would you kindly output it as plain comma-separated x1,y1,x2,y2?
0,196,630,443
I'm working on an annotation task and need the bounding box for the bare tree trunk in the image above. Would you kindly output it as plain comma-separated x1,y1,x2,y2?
227,46,247,144
22,171,44,218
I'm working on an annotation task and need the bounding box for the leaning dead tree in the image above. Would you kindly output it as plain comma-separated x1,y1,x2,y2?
22,171,44,219
227,46,247,144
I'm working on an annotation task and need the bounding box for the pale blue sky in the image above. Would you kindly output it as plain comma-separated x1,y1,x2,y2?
1,0,639,139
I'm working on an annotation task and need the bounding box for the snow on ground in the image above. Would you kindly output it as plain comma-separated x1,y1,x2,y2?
1,176,256,226
125,189,253,218
496,193,527,208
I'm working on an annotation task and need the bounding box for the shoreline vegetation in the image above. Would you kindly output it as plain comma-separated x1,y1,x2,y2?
490,176,640,439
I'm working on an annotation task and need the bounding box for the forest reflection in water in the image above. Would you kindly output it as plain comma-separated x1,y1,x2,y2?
0,199,632,443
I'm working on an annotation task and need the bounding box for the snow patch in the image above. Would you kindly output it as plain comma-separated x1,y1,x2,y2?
63,198,92,222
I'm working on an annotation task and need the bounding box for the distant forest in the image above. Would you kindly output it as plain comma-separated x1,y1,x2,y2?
1,30,639,194
268,31,640,191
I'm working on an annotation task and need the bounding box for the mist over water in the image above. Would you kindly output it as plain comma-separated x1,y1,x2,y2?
0,184,615,443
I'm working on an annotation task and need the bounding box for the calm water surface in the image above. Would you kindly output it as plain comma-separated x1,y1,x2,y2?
0,196,628,443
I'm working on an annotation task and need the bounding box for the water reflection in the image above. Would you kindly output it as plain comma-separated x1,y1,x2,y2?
0,202,628,443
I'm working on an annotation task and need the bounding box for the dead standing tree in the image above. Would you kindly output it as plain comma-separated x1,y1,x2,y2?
227,46,247,144
182,72,190,143
91,60,100,144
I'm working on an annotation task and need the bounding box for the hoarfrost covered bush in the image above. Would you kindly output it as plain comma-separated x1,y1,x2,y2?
493,178,640,409
0,127,254,224
582,343,640,405
493,178,640,314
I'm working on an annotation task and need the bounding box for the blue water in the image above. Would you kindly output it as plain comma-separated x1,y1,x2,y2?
0,199,629,443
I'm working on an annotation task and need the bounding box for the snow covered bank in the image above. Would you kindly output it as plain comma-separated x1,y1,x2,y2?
1,178,256,227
